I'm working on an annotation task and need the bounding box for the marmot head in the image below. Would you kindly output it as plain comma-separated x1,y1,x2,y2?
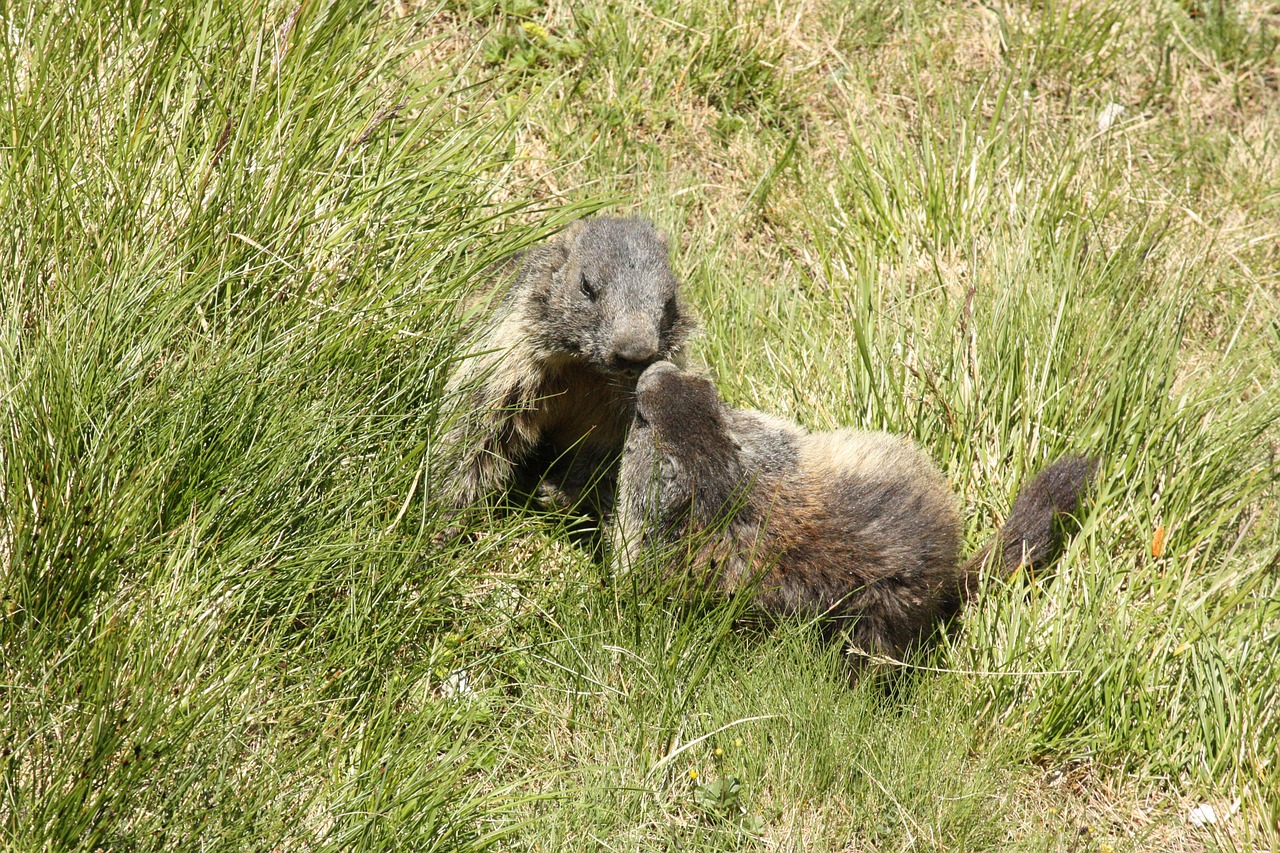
523,217,696,377
623,361,746,531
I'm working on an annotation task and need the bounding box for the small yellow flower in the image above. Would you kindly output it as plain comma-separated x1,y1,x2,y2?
689,768,698,780
521,21,549,40
714,747,724,756
732,738,743,748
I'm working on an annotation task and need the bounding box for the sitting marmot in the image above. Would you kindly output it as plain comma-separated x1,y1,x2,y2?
437,218,698,528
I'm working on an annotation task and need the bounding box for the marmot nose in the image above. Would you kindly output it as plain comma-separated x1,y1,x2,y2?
635,360,678,393
612,355,655,377
611,339,659,376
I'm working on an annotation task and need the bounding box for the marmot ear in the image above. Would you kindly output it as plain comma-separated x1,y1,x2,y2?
634,218,669,252
545,221,583,277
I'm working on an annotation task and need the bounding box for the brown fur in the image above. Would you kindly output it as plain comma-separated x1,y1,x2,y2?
616,361,1097,672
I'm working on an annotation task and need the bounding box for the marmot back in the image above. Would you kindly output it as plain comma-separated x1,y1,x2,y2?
437,218,698,529
616,361,1097,672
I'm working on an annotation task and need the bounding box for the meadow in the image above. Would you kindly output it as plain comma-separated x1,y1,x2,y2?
2,0,1277,849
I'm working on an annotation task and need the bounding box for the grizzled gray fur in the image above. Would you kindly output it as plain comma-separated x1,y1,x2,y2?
615,361,1097,672
438,218,698,525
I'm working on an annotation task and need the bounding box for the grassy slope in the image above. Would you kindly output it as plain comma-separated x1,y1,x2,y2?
2,0,1278,849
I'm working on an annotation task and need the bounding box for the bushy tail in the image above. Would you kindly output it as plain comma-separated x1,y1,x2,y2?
962,455,1099,595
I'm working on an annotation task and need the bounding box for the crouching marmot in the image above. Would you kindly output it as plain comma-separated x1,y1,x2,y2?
436,218,698,529
615,361,1097,670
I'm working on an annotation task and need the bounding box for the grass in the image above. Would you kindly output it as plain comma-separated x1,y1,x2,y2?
2,0,1278,849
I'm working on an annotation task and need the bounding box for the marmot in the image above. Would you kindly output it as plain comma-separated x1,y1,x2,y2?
615,361,1097,670
437,218,698,528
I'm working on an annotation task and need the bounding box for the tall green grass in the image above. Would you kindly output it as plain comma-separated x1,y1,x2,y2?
0,0,580,847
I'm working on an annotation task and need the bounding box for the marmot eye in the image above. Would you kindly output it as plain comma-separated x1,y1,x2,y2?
580,276,598,301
